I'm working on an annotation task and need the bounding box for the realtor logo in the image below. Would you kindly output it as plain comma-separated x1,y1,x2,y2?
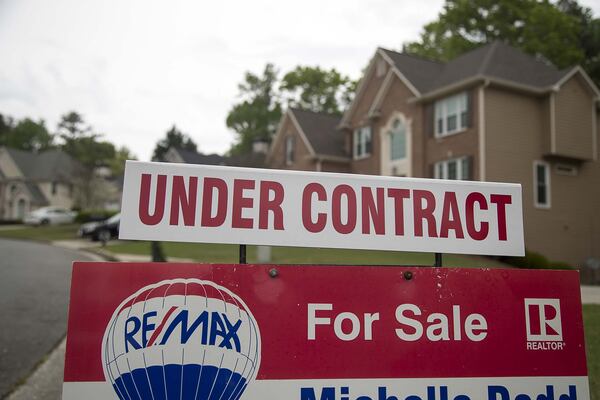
524,298,562,342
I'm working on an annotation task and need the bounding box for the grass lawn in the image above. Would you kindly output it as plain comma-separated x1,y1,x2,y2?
106,240,511,267
0,224,79,241
584,305,600,399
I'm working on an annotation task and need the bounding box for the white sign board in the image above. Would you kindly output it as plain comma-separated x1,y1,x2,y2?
120,161,524,256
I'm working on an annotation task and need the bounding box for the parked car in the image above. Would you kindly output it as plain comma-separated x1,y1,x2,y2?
79,213,120,242
24,207,77,226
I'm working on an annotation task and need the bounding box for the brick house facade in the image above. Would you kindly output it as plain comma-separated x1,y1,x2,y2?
267,41,600,265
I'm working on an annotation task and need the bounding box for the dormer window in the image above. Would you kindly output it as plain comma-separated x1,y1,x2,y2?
434,92,468,137
353,126,372,159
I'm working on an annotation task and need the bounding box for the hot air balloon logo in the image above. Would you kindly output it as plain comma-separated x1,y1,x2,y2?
101,278,261,400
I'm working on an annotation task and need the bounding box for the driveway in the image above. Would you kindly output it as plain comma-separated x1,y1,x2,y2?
0,239,94,398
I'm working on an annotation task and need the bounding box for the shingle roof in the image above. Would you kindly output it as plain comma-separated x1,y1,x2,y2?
173,148,227,165
4,147,81,181
380,49,444,93
25,182,48,205
290,108,348,159
382,41,573,95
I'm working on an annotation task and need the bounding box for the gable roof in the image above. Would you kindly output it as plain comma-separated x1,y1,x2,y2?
3,147,81,181
290,108,347,159
380,41,593,98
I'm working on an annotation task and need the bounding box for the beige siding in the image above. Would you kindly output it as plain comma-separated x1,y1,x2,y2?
485,86,600,264
554,75,595,160
38,182,74,209
0,148,22,178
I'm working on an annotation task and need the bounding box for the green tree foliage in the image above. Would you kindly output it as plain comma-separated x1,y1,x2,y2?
557,0,600,87
57,111,90,137
226,64,282,155
0,113,14,144
404,0,590,71
109,146,137,177
281,66,356,114
0,117,53,152
57,111,115,168
226,64,357,155
152,125,197,161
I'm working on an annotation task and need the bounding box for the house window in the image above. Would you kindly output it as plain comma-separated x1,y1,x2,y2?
51,181,57,195
353,126,372,159
390,119,406,160
434,157,471,180
534,161,551,208
285,136,294,165
434,92,468,137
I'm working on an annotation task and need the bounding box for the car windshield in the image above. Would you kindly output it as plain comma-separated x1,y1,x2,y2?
107,213,120,223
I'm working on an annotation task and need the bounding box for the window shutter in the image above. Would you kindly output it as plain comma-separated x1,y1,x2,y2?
425,103,434,137
366,127,373,155
466,90,474,128
429,163,435,179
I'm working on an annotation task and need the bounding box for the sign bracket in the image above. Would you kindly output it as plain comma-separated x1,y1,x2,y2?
434,252,443,268
239,244,247,264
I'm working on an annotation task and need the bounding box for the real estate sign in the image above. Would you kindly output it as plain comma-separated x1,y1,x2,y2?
63,262,589,400
120,161,524,256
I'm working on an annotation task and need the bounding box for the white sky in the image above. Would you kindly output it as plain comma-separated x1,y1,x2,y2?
1,0,599,161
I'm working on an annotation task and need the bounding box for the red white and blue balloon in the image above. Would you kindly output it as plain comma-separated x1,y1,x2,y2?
102,278,261,400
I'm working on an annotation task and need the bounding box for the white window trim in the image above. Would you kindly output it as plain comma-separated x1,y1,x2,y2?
353,126,372,160
533,160,551,209
434,156,470,180
389,119,407,161
434,92,469,138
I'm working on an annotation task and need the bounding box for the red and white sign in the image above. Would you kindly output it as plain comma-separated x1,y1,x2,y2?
120,161,524,256
63,262,589,399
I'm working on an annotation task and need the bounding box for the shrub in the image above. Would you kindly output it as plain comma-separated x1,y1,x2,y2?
503,250,549,269
76,209,118,223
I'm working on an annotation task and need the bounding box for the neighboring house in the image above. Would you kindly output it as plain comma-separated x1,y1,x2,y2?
164,143,268,169
267,108,350,173
0,147,81,220
267,41,600,266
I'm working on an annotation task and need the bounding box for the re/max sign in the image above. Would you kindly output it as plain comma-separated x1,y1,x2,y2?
120,161,524,256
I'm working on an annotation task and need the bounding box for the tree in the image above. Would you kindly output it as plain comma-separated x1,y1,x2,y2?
226,64,282,155
152,125,197,161
4,118,54,152
557,0,600,87
109,146,137,177
0,113,14,145
281,66,356,115
57,111,116,208
57,111,90,138
226,64,358,155
404,0,585,70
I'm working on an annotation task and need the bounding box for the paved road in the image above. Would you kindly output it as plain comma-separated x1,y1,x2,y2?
0,239,93,399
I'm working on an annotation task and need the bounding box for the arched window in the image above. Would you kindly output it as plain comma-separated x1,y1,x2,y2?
390,119,406,160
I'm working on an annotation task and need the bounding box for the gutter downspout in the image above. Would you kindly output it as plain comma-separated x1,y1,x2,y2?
479,79,490,182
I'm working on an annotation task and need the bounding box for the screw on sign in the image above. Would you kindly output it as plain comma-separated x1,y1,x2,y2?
101,279,261,400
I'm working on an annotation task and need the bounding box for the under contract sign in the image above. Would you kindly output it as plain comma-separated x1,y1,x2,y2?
119,161,524,256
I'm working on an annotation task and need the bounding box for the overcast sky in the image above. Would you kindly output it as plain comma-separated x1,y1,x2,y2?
1,0,599,161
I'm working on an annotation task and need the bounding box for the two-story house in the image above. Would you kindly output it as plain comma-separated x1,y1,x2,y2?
267,41,600,266
0,147,81,219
